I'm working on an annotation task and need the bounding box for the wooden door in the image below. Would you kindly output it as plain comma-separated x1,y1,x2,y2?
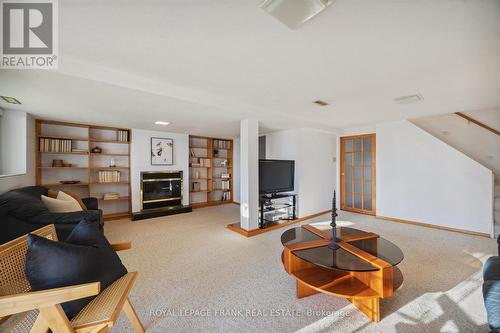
340,134,376,215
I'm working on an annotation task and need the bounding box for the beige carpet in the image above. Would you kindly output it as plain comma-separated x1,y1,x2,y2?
105,204,496,333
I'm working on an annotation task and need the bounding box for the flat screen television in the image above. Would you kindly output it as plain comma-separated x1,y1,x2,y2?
259,159,295,194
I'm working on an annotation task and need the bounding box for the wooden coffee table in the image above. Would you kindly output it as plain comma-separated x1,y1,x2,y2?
281,224,404,322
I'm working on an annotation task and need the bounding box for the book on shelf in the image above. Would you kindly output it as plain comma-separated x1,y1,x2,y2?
103,192,120,200
213,140,230,150
199,158,211,167
71,148,88,153
213,180,230,190
39,138,72,153
192,182,201,191
117,130,129,142
222,191,231,201
98,170,121,183
221,173,230,179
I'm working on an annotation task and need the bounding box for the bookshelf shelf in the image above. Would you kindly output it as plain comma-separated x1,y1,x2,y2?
36,119,132,221
42,183,89,187
103,212,131,221
90,166,129,169
98,196,130,201
190,201,233,208
90,139,130,144
38,166,88,169
189,135,233,207
38,151,89,155
38,135,88,141
90,153,129,156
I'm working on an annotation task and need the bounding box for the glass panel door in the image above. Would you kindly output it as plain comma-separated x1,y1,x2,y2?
341,134,375,215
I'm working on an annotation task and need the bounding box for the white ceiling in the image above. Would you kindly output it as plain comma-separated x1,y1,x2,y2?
1,0,500,137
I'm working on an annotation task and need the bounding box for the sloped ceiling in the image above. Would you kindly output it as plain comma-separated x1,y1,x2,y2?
412,108,500,179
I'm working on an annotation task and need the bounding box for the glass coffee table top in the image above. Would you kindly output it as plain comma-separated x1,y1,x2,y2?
281,226,404,272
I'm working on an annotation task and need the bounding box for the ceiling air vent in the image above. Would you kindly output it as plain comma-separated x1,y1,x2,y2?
261,0,335,29
0,96,21,104
314,100,329,106
394,94,424,105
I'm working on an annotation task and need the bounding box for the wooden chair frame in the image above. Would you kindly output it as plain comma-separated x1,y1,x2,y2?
0,225,144,333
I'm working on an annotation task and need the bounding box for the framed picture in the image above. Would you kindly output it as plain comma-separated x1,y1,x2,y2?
151,137,174,165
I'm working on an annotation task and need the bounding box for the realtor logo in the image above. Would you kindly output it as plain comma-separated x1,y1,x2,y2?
1,0,58,69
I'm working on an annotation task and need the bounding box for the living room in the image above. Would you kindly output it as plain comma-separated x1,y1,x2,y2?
0,1,499,332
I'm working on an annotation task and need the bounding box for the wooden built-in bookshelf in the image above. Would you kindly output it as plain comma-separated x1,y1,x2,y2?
35,120,132,221
189,135,233,208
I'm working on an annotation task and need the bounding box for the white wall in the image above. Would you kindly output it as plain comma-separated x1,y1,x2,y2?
376,120,494,235
0,112,35,193
130,129,189,212
266,128,337,217
233,137,240,203
1,109,27,176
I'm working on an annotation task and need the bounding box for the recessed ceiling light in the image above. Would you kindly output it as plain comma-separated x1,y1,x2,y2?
1,96,21,104
155,121,170,126
394,94,424,105
313,100,329,106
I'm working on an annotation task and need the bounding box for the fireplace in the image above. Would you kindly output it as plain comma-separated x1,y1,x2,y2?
134,170,192,220
140,171,183,210
132,170,192,221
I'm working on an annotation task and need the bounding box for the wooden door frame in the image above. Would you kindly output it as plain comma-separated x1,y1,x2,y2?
340,134,376,216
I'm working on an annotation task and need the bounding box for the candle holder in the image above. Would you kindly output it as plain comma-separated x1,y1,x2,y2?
329,190,341,250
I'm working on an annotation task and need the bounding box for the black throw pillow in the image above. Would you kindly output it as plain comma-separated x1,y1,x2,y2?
25,219,127,319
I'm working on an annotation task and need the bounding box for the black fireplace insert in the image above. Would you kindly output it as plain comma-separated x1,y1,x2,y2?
141,171,183,210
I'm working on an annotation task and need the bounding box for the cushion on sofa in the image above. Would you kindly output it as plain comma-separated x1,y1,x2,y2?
47,189,59,198
497,234,500,257
63,190,87,210
17,186,49,199
25,219,127,318
0,189,48,220
41,194,82,213
48,190,87,210
484,257,500,282
484,279,500,330
57,191,87,210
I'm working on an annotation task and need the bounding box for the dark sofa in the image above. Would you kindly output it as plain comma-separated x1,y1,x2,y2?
483,236,500,333
0,186,103,244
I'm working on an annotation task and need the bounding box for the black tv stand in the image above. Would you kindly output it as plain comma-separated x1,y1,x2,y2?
259,193,297,229
262,193,290,199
